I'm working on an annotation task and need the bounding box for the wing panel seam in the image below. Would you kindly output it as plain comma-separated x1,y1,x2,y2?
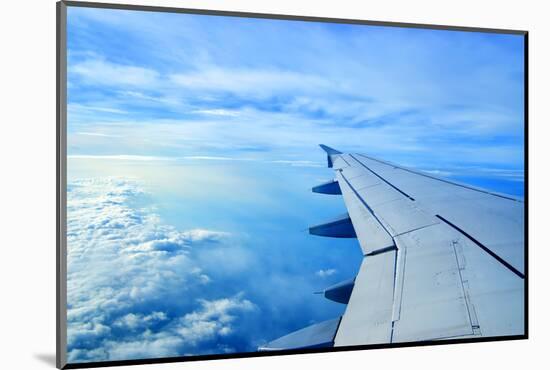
451,240,480,335
365,245,397,256
349,154,415,201
338,170,394,238
452,240,474,332
436,214,524,278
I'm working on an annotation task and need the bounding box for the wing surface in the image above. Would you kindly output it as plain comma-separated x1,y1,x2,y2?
259,145,524,350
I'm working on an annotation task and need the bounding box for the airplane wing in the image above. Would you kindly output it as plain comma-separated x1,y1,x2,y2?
259,145,525,350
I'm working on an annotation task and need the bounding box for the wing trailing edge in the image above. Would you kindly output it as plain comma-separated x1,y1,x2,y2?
258,317,341,351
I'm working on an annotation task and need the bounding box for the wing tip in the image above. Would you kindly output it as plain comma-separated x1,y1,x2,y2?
319,144,342,155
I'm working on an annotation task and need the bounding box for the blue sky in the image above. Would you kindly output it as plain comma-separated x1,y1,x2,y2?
66,6,525,363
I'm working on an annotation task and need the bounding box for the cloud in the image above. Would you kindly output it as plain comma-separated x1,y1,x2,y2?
66,178,257,362
271,160,324,168
88,296,257,361
65,175,356,363
117,90,182,107
419,166,525,182
182,156,256,162
69,103,128,115
174,296,257,345
316,269,337,278
66,8,524,178
113,312,168,330
179,229,230,243
170,67,331,98
76,132,121,138
71,58,160,87
192,109,241,117
68,154,175,161
422,169,454,177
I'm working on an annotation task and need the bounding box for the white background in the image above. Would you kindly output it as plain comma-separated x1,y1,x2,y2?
1,0,547,369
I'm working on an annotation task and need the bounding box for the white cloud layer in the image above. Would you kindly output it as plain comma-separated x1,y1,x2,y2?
66,178,256,362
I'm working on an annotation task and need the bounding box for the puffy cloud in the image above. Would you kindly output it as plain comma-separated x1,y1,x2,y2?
316,269,337,278
113,312,168,330
66,178,257,362
84,296,257,362
174,296,257,345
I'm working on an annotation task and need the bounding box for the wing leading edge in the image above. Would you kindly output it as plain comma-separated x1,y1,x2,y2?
259,145,524,351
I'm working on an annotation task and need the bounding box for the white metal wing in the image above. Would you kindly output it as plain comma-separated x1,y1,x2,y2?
259,145,525,351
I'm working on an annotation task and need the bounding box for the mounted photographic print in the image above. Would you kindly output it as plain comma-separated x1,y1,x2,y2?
56,1,528,368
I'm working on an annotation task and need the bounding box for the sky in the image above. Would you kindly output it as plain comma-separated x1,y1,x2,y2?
65,6,525,363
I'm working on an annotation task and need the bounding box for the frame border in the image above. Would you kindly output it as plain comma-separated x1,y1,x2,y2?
62,0,528,34
57,1,68,369
56,1,529,369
